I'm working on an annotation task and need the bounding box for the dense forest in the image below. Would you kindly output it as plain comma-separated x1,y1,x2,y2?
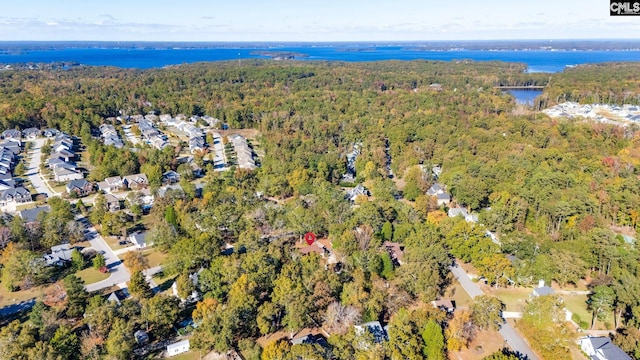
1,60,640,359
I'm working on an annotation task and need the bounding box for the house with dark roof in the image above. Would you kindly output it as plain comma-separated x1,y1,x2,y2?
2,129,21,140
19,206,51,223
22,128,41,139
162,170,180,184
66,179,93,197
0,187,31,207
47,157,67,169
0,179,14,191
580,336,632,360
50,149,75,162
345,184,369,203
355,321,388,346
531,280,555,298
44,243,74,266
189,136,205,154
0,141,21,155
427,183,451,206
52,138,73,153
43,129,59,138
291,333,330,350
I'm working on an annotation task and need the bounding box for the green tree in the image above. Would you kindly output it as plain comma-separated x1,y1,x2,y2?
164,205,178,227
518,294,574,359
175,272,196,300
63,275,89,318
422,319,445,360
380,252,395,280
588,285,615,329
470,295,505,330
49,325,79,360
70,249,85,272
143,294,180,337
105,318,134,360
84,296,117,340
128,270,153,299
381,221,393,241
92,253,106,269
478,254,514,288
550,249,586,287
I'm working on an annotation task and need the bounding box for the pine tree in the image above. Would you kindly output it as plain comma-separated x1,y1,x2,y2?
128,270,153,299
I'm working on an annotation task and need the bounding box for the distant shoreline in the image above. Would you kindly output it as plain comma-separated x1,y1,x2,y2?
2,42,640,71
3,39,640,51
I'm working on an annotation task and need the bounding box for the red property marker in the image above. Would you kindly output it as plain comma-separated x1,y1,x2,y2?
304,232,316,245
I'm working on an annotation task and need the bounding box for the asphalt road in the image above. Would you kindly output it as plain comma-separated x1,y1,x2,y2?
0,299,35,318
77,214,131,292
449,264,484,298
26,138,59,198
449,264,539,360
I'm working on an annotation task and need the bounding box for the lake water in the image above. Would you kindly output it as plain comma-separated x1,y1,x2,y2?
2,43,640,72
506,90,543,105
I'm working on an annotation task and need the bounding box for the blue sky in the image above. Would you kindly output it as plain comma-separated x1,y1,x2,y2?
0,0,637,41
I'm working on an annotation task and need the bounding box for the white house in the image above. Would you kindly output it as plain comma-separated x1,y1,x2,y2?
53,167,84,182
166,340,190,357
580,336,631,360
129,232,147,249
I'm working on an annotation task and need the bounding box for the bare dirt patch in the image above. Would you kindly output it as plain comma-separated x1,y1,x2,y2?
448,329,504,360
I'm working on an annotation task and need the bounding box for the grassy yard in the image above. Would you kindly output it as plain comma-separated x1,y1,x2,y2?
0,284,46,308
104,235,130,251
444,279,473,309
76,267,110,285
143,249,168,268
563,293,613,330
485,287,531,312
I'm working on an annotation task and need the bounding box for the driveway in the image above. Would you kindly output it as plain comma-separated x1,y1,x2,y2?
25,138,59,198
76,214,131,292
449,263,539,360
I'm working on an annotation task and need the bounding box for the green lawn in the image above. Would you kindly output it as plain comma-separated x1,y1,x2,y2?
563,293,613,330
486,287,531,312
76,267,110,285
